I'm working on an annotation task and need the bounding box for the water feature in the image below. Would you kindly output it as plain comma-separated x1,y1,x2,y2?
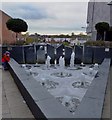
51,72,72,78
59,56,64,68
70,51,75,67
94,63,99,70
72,81,90,89
56,95,80,114
46,55,51,68
80,62,85,67
41,80,59,90
22,50,99,115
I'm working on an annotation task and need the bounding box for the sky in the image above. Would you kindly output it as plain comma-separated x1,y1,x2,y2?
1,1,89,35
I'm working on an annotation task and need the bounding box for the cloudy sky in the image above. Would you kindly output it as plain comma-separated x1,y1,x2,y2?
2,1,89,35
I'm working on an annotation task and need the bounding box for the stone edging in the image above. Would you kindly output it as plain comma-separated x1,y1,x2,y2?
73,59,111,118
8,59,74,119
8,58,110,119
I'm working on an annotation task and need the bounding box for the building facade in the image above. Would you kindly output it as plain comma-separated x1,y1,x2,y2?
0,10,21,45
108,1,112,25
86,0,112,40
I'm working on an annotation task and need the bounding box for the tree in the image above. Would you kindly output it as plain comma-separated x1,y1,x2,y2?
22,32,29,41
95,22,109,40
6,18,28,40
71,32,75,40
105,26,112,41
25,37,35,44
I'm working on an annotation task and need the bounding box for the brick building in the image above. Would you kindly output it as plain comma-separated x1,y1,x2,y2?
0,10,22,45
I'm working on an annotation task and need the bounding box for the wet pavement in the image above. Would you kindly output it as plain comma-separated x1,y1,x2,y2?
102,66,111,119
1,66,34,119
0,65,111,119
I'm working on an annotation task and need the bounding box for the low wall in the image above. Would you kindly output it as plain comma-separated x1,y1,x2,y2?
8,58,110,119
2,45,112,65
74,59,110,118
8,59,74,119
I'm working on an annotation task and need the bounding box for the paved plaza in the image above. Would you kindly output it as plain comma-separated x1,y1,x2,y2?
102,66,111,119
1,66,34,119
0,65,111,119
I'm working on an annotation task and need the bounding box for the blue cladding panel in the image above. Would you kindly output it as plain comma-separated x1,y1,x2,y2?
74,45,83,64
83,46,93,64
24,46,36,64
56,45,64,59
47,44,55,59
93,47,105,64
11,46,24,64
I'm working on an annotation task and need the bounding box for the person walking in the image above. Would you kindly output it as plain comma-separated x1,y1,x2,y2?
2,51,10,70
